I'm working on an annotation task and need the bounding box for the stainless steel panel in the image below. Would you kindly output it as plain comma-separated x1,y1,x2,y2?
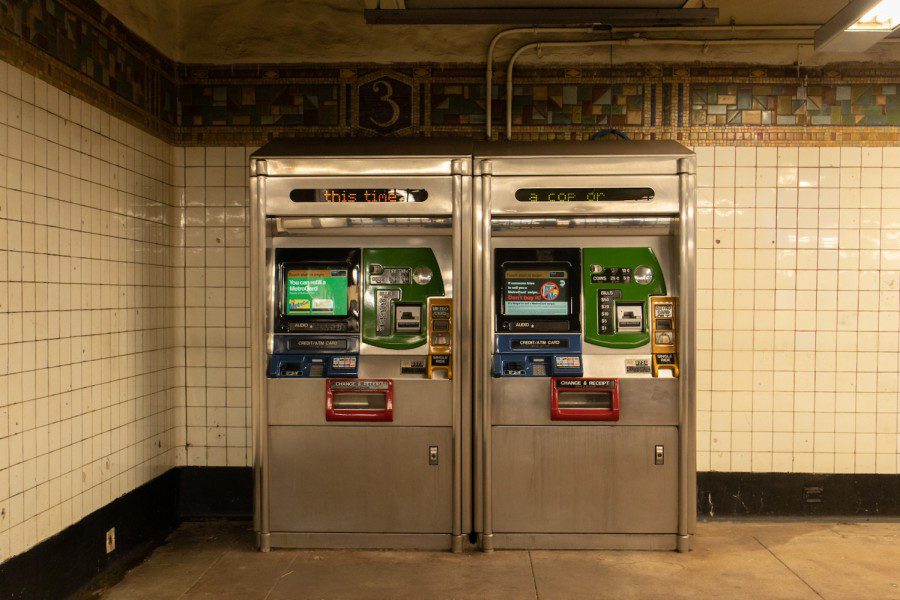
678,167,698,548
273,217,452,237
259,158,462,177
264,176,453,217
269,532,452,550
493,533,676,551
251,138,472,177
250,173,270,547
268,426,453,533
491,426,678,533
268,379,452,426
492,378,678,426
491,216,677,236
488,175,681,216
473,141,694,177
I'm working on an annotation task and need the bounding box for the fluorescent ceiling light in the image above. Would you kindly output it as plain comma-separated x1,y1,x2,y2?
815,0,899,52
846,0,900,30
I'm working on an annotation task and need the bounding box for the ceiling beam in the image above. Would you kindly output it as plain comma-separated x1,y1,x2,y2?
364,8,719,26
814,0,887,52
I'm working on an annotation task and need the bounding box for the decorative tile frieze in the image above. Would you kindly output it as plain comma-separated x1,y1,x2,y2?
691,83,898,126
1,0,899,145
0,0,176,122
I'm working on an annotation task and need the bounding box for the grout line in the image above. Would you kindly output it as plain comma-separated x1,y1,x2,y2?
752,536,824,599
176,547,229,600
263,552,302,600
528,551,540,600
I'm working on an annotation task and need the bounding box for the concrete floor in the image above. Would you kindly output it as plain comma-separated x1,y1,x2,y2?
96,520,900,599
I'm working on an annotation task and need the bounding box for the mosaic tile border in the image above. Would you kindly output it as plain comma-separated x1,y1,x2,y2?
2,0,900,145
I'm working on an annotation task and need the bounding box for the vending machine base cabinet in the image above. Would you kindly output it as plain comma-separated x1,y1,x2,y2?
487,533,681,551
265,533,456,551
267,426,453,537
491,426,678,533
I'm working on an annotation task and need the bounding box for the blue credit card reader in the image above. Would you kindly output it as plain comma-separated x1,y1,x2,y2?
268,354,358,378
492,334,583,377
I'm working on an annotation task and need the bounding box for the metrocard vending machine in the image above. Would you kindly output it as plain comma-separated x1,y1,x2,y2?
474,141,696,551
250,139,471,551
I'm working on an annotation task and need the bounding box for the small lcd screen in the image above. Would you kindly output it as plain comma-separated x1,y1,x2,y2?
502,268,570,316
284,268,349,316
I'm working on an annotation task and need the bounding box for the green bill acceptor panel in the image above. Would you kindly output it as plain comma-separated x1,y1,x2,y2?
583,247,666,349
363,248,445,350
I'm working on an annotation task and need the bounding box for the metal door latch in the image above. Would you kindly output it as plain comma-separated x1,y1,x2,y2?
428,445,439,466
654,445,665,465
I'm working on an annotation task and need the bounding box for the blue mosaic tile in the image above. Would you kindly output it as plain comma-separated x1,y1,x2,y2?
178,83,341,127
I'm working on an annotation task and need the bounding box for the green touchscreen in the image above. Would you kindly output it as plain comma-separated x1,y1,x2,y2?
284,268,348,316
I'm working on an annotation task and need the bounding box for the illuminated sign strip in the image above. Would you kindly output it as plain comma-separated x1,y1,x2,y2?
289,188,429,203
515,188,655,202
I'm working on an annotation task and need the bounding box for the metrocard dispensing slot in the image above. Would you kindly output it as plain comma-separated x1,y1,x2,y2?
427,298,453,379
650,296,679,378
325,379,394,422
551,378,620,421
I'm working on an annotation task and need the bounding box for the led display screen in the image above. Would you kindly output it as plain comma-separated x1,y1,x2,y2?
289,189,428,203
515,188,654,202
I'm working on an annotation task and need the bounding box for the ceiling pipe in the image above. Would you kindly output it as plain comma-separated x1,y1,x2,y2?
610,24,821,32
486,26,603,139
505,37,813,140
486,24,826,139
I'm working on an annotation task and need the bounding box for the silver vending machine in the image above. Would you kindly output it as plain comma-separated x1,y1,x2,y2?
251,139,472,551
474,141,696,551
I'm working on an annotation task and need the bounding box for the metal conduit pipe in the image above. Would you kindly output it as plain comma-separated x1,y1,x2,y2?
486,26,603,139
611,24,820,32
505,37,813,139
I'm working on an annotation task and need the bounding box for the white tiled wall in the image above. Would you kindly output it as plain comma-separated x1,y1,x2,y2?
178,147,252,467
0,61,185,562
694,146,900,474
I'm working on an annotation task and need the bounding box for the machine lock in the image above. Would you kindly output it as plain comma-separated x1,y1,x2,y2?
428,445,439,466
550,378,620,421
654,445,665,465
325,379,394,422
650,297,679,378
427,298,453,379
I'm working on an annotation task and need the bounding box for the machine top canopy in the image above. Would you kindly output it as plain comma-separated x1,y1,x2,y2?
473,140,692,159
251,137,475,160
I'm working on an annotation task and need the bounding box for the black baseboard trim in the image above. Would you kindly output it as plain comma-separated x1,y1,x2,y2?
697,472,900,517
177,466,254,519
0,469,180,600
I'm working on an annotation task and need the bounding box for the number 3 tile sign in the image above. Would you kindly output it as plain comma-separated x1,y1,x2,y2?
356,71,416,134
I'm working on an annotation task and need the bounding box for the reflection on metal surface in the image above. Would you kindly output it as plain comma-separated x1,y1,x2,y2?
492,216,677,232
275,217,453,233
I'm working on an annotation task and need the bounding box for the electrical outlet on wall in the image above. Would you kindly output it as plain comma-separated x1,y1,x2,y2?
106,528,116,553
